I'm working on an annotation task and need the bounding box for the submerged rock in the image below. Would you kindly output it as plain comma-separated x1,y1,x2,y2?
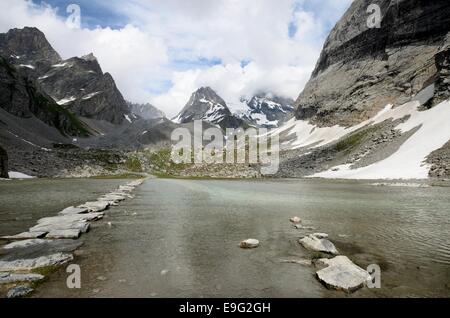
240,239,260,249
299,233,339,255
0,272,44,284
315,256,371,293
0,253,73,272
7,285,34,298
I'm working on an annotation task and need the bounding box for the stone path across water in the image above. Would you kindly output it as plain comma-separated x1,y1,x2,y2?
0,178,146,298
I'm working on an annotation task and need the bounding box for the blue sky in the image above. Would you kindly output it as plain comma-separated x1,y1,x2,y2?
3,0,352,116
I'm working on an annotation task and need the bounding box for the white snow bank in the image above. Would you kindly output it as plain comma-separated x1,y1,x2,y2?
310,99,450,180
8,172,36,179
57,96,77,105
18,64,35,70
82,91,101,100
124,114,132,123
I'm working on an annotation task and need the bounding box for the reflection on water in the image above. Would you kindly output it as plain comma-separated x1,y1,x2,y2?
2,178,450,297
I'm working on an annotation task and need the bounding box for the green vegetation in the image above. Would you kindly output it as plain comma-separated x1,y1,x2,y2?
147,148,192,176
31,92,91,137
125,156,143,172
335,126,379,153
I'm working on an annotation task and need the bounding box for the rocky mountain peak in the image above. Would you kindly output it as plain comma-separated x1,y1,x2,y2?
173,87,245,129
238,93,294,128
128,102,165,120
81,53,97,62
0,27,61,67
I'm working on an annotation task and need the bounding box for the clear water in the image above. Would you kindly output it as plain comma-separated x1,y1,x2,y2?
1,178,449,297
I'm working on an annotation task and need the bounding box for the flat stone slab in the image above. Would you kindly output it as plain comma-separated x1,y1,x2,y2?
240,239,260,249
0,253,73,272
7,285,34,298
59,206,89,215
118,185,135,192
28,213,103,236
30,217,90,235
1,231,48,240
0,272,44,284
315,256,371,293
0,239,82,262
78,201,110,212
2,239,48,250
46,229,81,239
299,233,339,255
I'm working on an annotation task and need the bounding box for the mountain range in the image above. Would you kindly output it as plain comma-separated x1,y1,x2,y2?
1,0,450,179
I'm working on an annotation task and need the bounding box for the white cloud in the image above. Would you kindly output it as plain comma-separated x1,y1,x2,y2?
0,0,353,117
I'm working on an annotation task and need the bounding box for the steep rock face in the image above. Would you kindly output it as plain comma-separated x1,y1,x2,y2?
239,94,294,128
128,102,165,120
0,57,90,137
0,145,8,178
295,0,450,127
37,54,130,125
0,28,131,125
0,27,61,74
173,87,245,129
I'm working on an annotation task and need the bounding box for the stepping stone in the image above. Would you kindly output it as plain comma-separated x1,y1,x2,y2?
0,272,44,284
1,231,48,240
46,229,81,239
0,253,73,272
7,285,34,298
78,201,109,212
0,239,82,262
59,206,89,215
315,256,371,293
299,233,339,255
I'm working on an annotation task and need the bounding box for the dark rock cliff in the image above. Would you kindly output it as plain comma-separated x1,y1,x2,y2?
295,0,450,127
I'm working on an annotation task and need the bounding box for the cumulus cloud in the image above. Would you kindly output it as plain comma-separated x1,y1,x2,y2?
0,0,353,117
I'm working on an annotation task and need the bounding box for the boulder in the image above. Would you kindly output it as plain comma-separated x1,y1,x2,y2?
0,253,73,272
6,285,34,298
315,256,371,293
290,216,302,224
0,272,44,284
299,233,339,255
240,239,260,249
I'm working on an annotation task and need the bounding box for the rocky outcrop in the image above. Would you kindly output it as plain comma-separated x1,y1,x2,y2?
37,54,131,125
0,27,61,74
0,57,90,137
173,87,246,129
294,0,450,127
0,145,7,178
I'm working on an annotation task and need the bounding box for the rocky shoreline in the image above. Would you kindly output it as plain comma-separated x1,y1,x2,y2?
0,178,145,298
